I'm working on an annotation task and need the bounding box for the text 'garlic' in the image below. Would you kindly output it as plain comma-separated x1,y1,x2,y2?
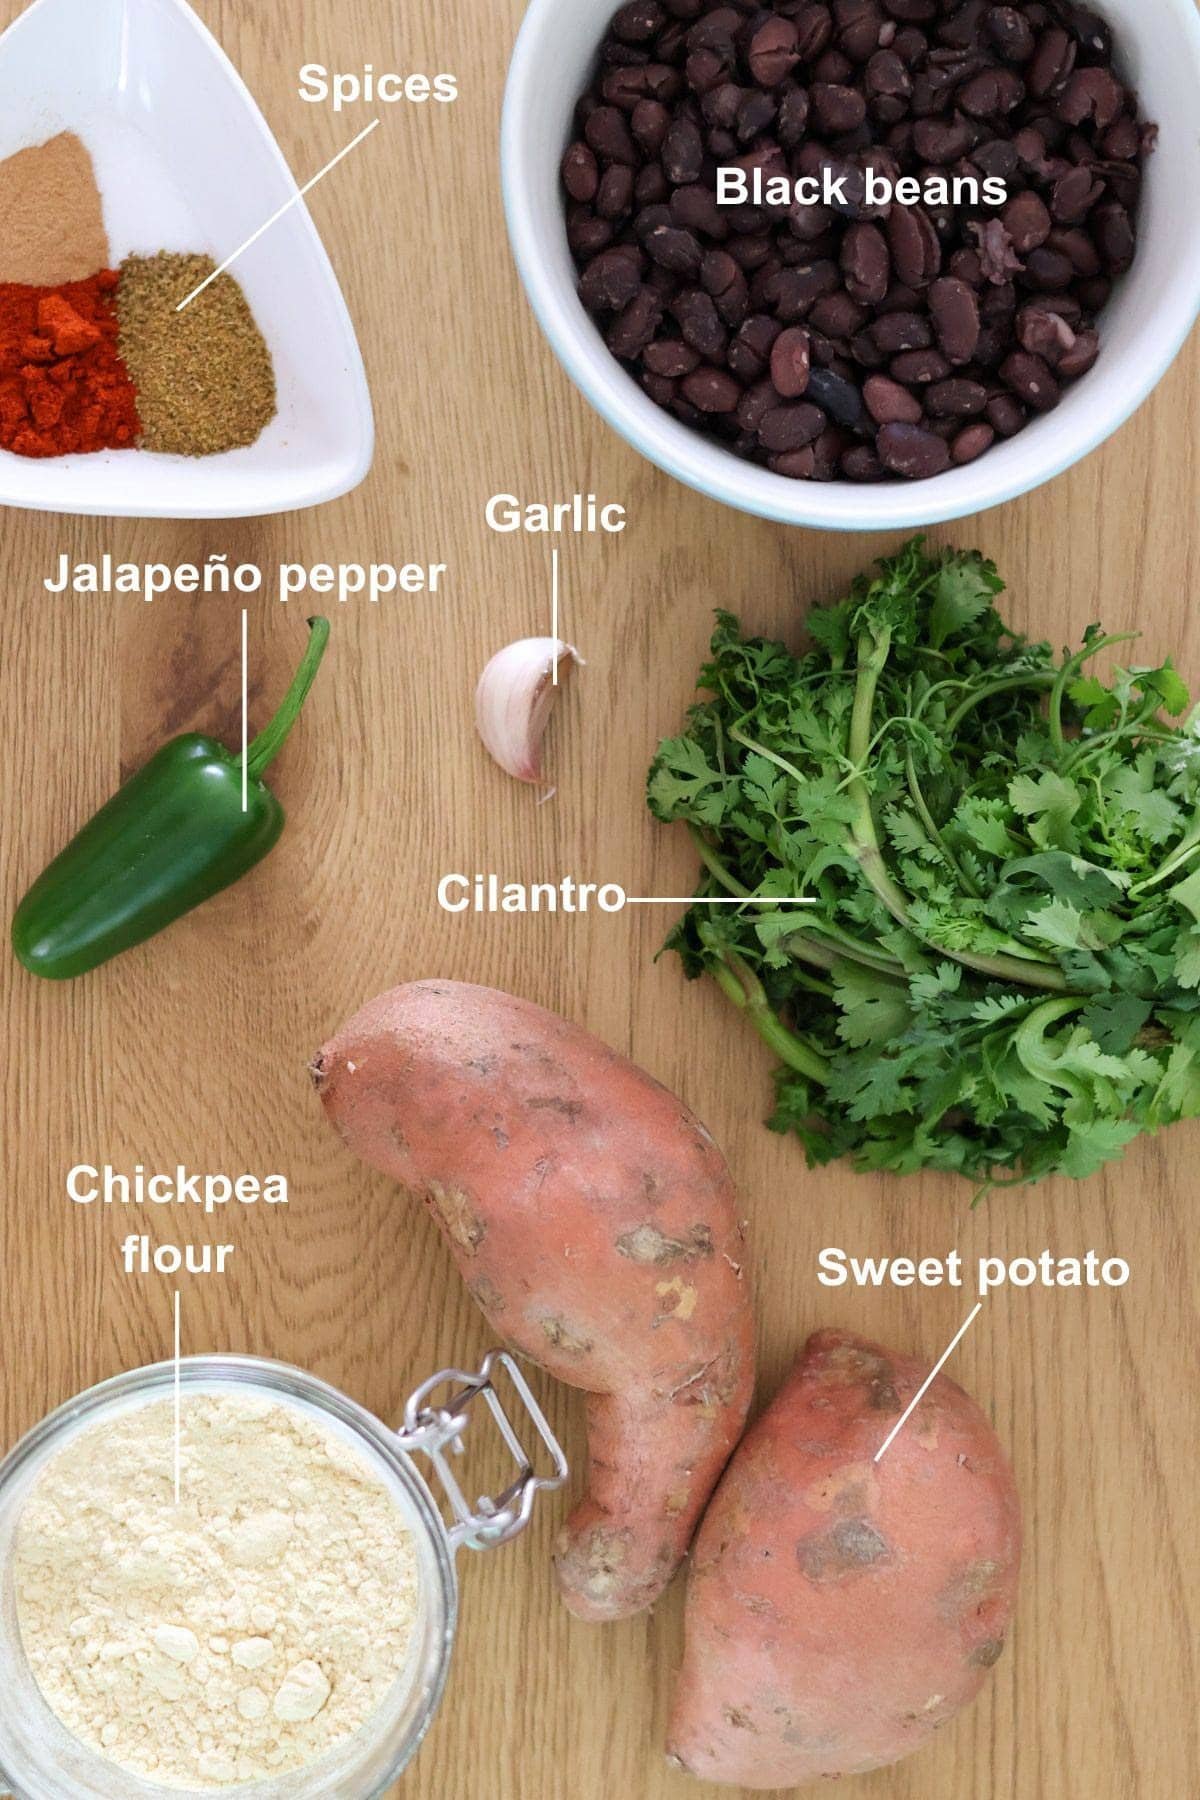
475,639,583,786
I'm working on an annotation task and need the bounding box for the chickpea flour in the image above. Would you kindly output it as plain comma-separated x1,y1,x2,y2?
13,1391,420,1789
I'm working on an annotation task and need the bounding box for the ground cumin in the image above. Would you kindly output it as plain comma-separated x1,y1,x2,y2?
117,251,276,456
0,132,109,286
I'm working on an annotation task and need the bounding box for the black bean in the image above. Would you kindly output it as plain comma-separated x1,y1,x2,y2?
1076,274,1111,312
812,83,869,134
735,378,775,430
835,0,884,63
767,446,817,477
864,374,923,423
927,377,989,416
914,117,977,164
794,4,836,64
891,347,951,383
1094,203,1136,273
840,445,885,480
766,260,842,318
1058,66,1125,130
1057,327,1100,379
958,69,1025,119
1023,246,1075,289
673,287,728,354
580,247,644,310
813,49,855,84
613,2,666,45
641,370,678,406
851,328,889,369
728,313,782,379
841,222,891,305
883,0,937,21
986,7,1035,62
562,142,600,203
809,294,868,339
952,421,997,463
682,367,742,411
759,401,827,450
928,277,981,366
1051,165,1105,223
608,288,664,357
1101,116,1140,162
585,105,639,164
646,224,704,276
987,391,1027,435
737,90,779,141
748,17,802,85
1000,348,1061,409
662,114,704,182
1003,191,1052,254
812,423,852,478
878,421,952,476
631,98,672,154
635,163,670,206
770,326,813,397
597,164,635,219
806,366,865,426
1028,28,1076,99
1016,304,1076,361
727,232,773,270
702,248,750,323
567,212,614,258
644,338,701,375
888,204,942,287
873,310,933,353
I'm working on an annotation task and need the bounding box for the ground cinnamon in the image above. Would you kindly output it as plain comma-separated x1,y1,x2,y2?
0,133,109,286
0,272,140,458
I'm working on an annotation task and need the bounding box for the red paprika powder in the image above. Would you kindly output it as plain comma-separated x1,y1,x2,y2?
0,269,141,458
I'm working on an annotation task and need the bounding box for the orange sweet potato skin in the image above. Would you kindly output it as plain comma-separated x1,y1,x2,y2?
311,979,755,1623
668,1329,1021,1789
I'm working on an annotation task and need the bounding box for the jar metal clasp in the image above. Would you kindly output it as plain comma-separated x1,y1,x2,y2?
396,1351,568,1553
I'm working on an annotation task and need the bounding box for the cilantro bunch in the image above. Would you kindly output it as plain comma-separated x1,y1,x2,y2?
648,540,1200,1192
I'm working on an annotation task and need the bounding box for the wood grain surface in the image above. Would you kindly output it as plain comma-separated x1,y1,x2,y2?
0,2,1197,1797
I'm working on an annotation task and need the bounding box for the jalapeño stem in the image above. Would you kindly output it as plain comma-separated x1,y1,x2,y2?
244,617,331,782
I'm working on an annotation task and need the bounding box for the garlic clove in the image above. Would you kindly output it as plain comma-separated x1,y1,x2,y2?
475,638,584,785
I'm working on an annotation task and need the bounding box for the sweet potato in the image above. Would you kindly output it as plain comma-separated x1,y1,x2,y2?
668,1328,1021,1788
311,979,755,1622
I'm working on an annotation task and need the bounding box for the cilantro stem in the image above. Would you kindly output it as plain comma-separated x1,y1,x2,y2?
687,825,751,898
705,940,830,1084
789,931,906,980
1130,823,1200,895
1047,634,1139,757
942,670,1057,737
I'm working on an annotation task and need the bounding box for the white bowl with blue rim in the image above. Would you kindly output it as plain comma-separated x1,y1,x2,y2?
502,0,1200,531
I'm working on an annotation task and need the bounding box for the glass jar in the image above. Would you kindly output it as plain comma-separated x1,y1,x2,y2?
0,1350,567,1799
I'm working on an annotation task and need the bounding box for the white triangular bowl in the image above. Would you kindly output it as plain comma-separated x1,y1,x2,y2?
0,0,374,518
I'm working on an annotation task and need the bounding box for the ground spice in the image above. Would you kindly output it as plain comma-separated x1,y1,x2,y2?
0,132,109,286
0,271,140,457
117,251,276,456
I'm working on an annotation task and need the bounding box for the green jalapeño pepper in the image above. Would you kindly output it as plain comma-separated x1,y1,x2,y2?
13,617,331,980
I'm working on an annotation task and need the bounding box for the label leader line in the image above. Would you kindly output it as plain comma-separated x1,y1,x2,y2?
874,1301,985,1464
177,118,382,312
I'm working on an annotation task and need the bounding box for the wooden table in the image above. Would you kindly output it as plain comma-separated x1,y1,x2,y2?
1,1,1197,1795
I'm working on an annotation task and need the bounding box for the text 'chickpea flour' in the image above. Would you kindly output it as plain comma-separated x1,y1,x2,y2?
14,1392,420,1788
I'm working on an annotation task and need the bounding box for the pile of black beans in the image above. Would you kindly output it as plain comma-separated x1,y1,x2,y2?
562,1,1153,482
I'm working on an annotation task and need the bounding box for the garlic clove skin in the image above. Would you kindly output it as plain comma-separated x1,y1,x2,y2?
475,638,584,784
